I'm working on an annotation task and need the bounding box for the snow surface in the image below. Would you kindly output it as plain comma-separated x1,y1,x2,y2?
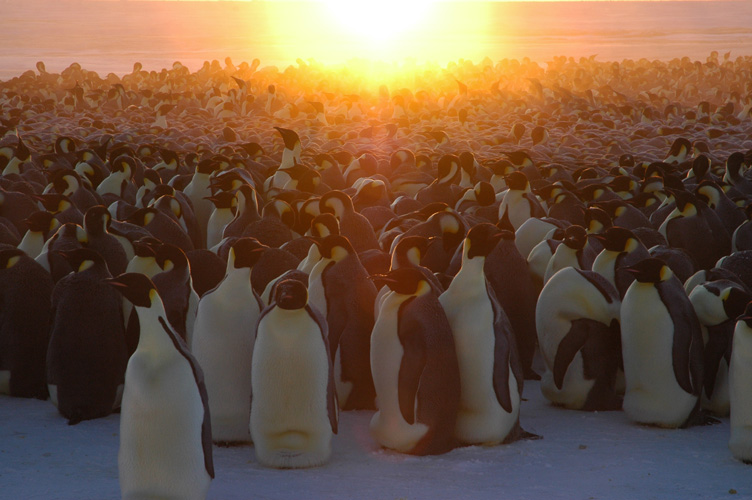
1,381,749,500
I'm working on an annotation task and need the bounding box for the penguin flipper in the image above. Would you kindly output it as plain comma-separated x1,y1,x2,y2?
305,304,338,434
659,281,703,396
489,286,516,414
552,321,592,390
702,322,732,398
396,297,425,424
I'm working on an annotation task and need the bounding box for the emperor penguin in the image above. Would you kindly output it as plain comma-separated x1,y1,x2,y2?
191,238,266,444
729,302,752,464
439,223,526,445
369,268,460,455
0,247,53,399
621,258,704,428
591,226,651,298
688,280,750,416
497,171,546,231
536,267,622,411
47,249,127,424
251,279,338,469
105,273,214,500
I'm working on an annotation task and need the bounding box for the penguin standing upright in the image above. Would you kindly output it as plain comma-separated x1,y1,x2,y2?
536,267,622,410
191,238,265,444
0,248,53,399
497,171,546,230
46,248,127,424
729,302,752,464
439,223,526,445
152,244,199,346
251,279,337,468
106,273,213,500
369,268,460,455
620,258,704,428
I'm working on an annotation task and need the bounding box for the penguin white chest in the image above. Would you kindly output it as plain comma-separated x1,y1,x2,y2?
119,352,210,500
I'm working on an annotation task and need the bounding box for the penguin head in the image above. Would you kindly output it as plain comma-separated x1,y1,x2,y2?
695,180,721,209
273,279,308,310
320,190,353,219
230,237,266,269
24,210,59,235
584,206,612,234
721,287,751,320
204,190,237,210
672,190,698,215
474,182,496,207
692,155,710,179
370,268,429,296
504,171,529,192
0,247,26,270
132,237,161,258
314,234,354,262
310,213,340,238
393,235,430,268
105,272,158,308
465,223,503,259
274,127,301,151
596,227,640,253
458,151,477,175
57,248,106,274
623,258,673,284
562,225,587,250
155,244,188,273
436,154,461,185
127,207,158,227
83,205,111,236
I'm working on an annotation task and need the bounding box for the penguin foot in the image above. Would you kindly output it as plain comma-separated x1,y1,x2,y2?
216,440,251,448
681,409,721,428
520,430,543,441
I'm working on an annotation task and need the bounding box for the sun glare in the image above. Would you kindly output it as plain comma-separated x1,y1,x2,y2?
324,0,434,43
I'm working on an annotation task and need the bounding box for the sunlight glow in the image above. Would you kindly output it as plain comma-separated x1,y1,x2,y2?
324,0,433,43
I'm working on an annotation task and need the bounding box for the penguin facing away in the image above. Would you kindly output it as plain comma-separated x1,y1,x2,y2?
439,223,528,445
620,258,704,428
369,268,460,455
106,273,214,500
191,238,265,444
251,279,338,469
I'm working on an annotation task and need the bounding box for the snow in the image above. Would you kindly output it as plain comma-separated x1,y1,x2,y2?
1,381,748,500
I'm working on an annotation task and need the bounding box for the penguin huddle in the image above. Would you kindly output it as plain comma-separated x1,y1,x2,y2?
1,53,752,498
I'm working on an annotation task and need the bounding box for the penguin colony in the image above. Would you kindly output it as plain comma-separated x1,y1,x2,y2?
2,52,752,493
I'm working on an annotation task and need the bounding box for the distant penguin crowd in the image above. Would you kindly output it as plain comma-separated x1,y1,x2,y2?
2,52,752,496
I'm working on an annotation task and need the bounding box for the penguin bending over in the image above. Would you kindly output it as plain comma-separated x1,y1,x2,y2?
106,273,213,500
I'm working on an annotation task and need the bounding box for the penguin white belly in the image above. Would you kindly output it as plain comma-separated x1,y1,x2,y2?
17,232,44,260
297,245,321,275
515,218,557,260
206,209,234,250
251,308,333,468
498,192,530,230
369,294,428,452
592,251,618,289
119,354,210,500
441,287,518,444
307,259,330,321
729,327,752,462
621,283,697,427
192,279,257,443
540,352,595,410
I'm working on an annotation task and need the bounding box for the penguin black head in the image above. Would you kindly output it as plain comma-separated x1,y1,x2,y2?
310,213,340,237
230,238,267,269
370,267,429,296
127,207,159,227
25,210,58,234
105,272,158,308
692,155,710,179
673,190,698,214
0,247,26,270
474,181,496,207
596,227,640,253
132,237,162,258
393,235,430,267
314,234,354,261
504,171,529,191
465,223,503,259
83,205,111,236
57,247,106,274
320,190,353,218
155,244,188,273
274,127,300,151
562,225,588,250
274,279,308,310
458,151,476,175
390,149,415,170
623,258,672,283
205,190,237,210
437,154,461,184
723,287,751,320
584,206,612,234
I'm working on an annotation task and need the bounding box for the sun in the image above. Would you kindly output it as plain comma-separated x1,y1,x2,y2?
323,0,434,43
